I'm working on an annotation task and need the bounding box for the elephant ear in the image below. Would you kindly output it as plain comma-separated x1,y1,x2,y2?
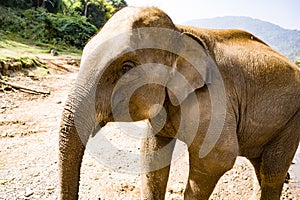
167,32,212,106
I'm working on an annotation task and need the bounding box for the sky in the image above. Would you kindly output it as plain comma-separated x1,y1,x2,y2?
125,0,300,30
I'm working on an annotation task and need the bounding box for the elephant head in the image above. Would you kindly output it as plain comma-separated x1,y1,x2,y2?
59,7,216,199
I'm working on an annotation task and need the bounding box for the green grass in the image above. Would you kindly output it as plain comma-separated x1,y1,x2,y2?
0,32,82,76
0,31,82,58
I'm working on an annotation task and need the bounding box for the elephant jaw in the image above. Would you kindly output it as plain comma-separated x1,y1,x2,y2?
96,110,145,129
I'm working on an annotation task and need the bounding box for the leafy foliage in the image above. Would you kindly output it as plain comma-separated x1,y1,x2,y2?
295,60,300,68
0,0,127,49
62,0,119,28
0,0,33,9
0,0,63,13
0,6,97,48
86,1,114,28
107,0,127,11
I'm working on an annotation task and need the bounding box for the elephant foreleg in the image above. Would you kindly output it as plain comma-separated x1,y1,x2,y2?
184,139,238,200
248,157,262,199
184,155,235,199
141,135,176,200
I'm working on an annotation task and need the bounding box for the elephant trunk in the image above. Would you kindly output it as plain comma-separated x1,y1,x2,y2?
58,89,97,199
59,123,84,199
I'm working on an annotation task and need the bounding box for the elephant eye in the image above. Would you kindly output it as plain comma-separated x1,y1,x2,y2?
121,61,136,73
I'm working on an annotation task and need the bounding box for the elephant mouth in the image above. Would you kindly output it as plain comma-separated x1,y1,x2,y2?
99,120,108,128
92,113,114,137
98,112,114,128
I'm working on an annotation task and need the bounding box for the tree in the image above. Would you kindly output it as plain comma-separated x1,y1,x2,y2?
60,0,123,28
42,0,64,13
62,0,83,15
108,0,127,11
295,60,300,68
0,0,33,9
86,0,114,28
84,0,90,17
0,0,63,13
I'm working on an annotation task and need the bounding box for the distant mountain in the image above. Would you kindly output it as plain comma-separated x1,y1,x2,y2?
184,16,300,61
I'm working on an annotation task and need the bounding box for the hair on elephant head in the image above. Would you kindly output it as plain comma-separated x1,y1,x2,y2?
59,6,300,200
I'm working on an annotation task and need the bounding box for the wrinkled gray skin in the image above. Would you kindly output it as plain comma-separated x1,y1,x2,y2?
59,7,300,200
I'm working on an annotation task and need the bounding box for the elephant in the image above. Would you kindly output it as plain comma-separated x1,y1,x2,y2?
58,6,300,200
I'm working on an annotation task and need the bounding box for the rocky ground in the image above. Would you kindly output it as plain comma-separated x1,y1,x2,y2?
0,55,299,199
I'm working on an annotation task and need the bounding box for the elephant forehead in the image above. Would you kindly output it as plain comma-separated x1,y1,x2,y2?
132,49,175,66
84,7,175,53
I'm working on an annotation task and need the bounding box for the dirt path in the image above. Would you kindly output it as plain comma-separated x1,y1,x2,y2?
0,56,299,199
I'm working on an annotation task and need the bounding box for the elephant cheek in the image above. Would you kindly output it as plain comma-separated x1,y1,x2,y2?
129,103,151,121
128,98,163,121
111,85,166,122
148,104,164,118
130,85,166,119
111,101,146,122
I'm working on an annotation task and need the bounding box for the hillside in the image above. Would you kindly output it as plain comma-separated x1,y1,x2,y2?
184,16,300,61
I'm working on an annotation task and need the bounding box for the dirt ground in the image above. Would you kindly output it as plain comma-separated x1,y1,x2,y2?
0,55,299,200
